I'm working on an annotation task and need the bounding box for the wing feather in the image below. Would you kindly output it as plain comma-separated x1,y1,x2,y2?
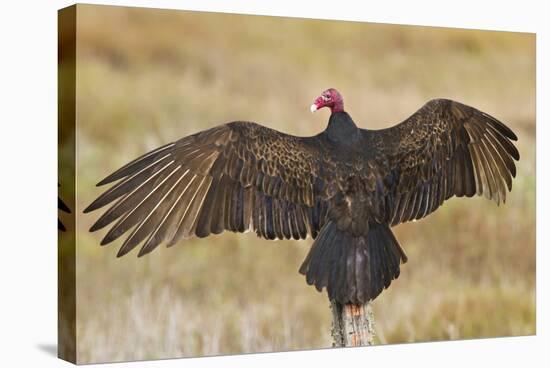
86,122,330,256
366,99,519,225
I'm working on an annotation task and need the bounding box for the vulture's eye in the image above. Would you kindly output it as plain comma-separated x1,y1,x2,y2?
322,94,330,101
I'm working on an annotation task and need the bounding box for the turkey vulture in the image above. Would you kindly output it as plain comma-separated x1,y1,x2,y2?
84,88,519,304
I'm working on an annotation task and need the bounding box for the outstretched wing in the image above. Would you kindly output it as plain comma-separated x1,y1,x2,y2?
84,122,330,257
365,99,520,226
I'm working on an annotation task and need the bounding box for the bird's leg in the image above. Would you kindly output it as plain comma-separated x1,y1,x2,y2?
330,300,375,347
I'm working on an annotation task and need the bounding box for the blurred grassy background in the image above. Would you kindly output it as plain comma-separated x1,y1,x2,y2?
70,4,535,364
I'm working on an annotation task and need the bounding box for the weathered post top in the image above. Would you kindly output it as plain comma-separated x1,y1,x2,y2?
330,300,375,347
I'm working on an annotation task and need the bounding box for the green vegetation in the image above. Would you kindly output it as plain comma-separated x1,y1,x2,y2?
70,5,535,363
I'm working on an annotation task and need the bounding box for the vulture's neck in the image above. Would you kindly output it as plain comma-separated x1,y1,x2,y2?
326,111,360,144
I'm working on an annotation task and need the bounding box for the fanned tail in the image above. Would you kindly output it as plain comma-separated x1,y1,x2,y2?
299,221,407,304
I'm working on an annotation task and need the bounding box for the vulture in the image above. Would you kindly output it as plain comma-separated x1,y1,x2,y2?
84,88,519,305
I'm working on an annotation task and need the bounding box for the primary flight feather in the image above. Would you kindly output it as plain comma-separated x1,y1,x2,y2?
85,88,519,304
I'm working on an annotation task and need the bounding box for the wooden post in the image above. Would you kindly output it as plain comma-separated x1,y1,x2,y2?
330,300,375,347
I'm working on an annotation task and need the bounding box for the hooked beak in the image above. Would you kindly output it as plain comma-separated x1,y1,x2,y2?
311,95,326,113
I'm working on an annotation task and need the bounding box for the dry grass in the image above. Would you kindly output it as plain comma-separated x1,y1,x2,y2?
67,4,535,363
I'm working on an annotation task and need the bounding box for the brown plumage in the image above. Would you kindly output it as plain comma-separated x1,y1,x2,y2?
85,88,519,304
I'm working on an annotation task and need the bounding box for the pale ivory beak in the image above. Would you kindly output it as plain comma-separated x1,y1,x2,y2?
310,104,318,113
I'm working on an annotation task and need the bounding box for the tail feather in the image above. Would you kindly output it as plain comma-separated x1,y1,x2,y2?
299,220,407,304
